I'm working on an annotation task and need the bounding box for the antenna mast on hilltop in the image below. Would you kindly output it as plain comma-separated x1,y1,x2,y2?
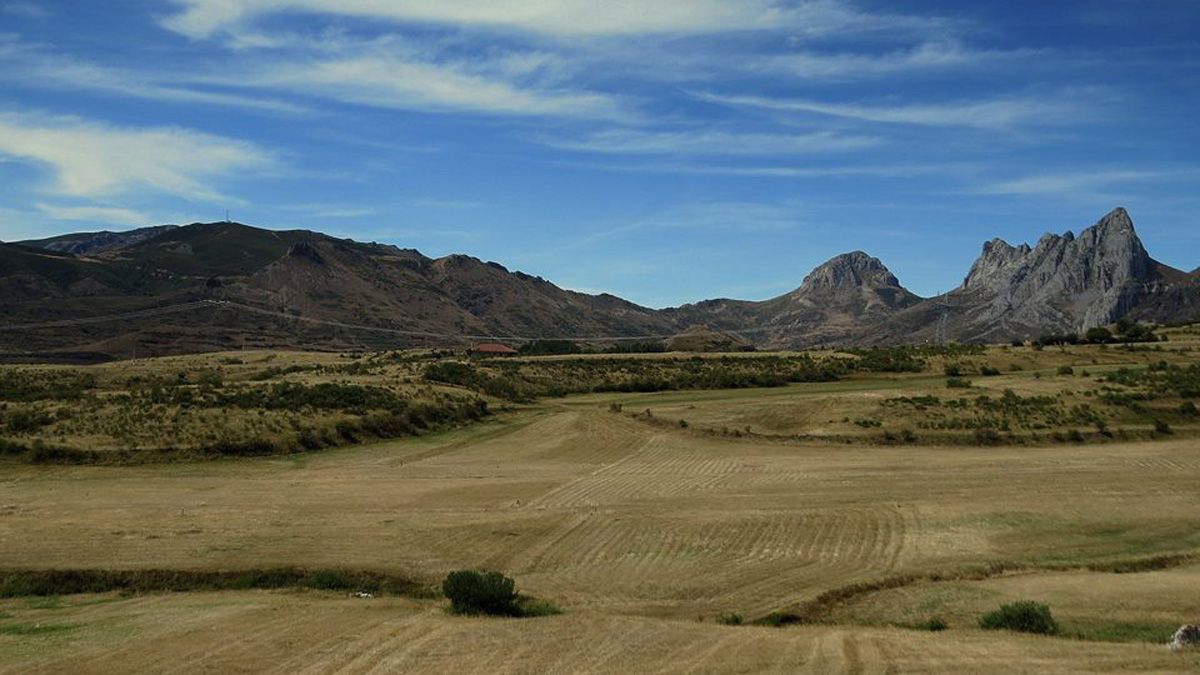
225,209,231,224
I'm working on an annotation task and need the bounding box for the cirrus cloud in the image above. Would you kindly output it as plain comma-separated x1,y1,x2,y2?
0,112,271,202
162,0,930,39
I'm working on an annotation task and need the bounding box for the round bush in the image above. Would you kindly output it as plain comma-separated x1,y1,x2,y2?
979,600,1058,635
442,570,518,616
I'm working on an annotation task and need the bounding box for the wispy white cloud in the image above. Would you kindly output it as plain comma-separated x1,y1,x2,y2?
0,39,306,113
542,128,878,155
163,0,940,39
2,2,48,19
755,41,1040,79
700,92,1085,130
0,112,272,202
281,203,378,219
547,156,975,179
409,198,481,210
35,202,155,227
236,52,624,118
968,170,1178,196
635,201,803,231
553,200,803,254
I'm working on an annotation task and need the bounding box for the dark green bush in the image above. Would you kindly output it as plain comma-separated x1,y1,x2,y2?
442,570,519,616
1057,366,1075,376
979,600,1058,635
946,377,972,389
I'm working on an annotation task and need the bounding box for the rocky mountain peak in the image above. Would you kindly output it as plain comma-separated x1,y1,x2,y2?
956,207,1162,334
800,251,901,292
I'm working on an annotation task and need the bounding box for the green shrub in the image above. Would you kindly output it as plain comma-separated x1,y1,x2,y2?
717,612,743,625
979,600,1058,635
442,570,519,616
4,408,54,433
1057,366,1075,376
1180,401,1198,417
921,616,948,631
973,428,1002,445
980,366,1001,376
1154,419,1173,435
946,377,972,389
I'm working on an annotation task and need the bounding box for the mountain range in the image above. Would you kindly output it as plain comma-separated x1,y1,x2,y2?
1,207,1196,359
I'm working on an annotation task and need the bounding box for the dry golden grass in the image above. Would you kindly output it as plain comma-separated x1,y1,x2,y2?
2,332,1199,672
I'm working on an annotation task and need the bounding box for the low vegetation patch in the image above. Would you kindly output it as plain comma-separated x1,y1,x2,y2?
919,616,948,631
425,355,845,402
0,622,79,636
752,552,1199,628
0,567,431,598
978,600,1059,635
442,570,560,618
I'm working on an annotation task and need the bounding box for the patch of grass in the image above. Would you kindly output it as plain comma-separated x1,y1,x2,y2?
1061,618,1180,644
26,595,63,610
0,568,430,598
753,551,1200,628
0,622,78,636
514,596,563,618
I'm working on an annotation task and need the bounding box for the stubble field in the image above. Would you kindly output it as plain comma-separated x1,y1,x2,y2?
2,332,1199,672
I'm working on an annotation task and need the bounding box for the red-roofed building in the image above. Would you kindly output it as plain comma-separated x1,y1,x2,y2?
471,342,518,356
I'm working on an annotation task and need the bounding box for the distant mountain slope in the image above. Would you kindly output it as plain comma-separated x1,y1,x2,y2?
232,237,674,339
20,225,178,255
873,208,1196,343
1,208,1197,358
667,250,921,346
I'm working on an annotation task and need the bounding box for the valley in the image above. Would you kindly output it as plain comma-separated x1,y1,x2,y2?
2,330,1199,672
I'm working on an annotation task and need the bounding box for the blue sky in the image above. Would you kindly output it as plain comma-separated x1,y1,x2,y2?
0,1,1197,307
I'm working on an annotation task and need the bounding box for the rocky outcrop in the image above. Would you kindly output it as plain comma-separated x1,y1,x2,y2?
792,251,918,313
1170,624,1200,651
954,207,1166,334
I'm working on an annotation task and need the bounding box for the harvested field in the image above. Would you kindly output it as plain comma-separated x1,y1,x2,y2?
2,335,1200,671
